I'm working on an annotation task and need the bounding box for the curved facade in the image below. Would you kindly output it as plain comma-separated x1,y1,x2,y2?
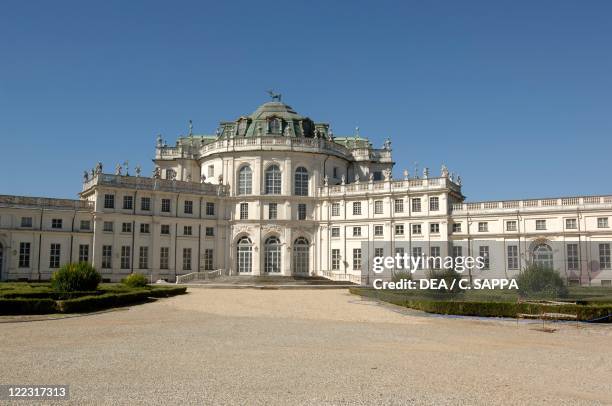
0,99,611,286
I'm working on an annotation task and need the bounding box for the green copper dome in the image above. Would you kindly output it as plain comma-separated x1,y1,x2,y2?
248,101,306,121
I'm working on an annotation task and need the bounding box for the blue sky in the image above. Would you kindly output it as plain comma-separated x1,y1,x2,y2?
1,0,610,201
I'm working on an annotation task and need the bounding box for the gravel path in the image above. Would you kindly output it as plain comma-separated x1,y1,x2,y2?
1,289,610,405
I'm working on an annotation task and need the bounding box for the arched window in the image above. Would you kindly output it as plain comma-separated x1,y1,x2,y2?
269,118,281,134
264,236,281,273
237,237,252,273
294,167,309,196
238,166,252,195
293,237,309,275
265,165,281,194
533,243,553,269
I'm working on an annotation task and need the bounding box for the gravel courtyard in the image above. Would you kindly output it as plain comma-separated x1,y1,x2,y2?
1,288,611,405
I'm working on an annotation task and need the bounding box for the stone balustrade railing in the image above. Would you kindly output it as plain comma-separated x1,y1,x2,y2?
0,194,93,210
82,174,227,196
318,176,461,196
155,136,391,161
451,195,612,213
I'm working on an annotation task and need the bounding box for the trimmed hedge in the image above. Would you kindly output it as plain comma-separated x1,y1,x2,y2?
0,298,57,315
350,288,612,322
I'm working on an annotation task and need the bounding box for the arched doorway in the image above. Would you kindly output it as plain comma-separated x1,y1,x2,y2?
237,237,252,274
293,237,309,275
533,243,553,268
264,236,281,273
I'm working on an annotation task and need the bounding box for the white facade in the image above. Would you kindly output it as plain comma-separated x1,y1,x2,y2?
1,100,611,285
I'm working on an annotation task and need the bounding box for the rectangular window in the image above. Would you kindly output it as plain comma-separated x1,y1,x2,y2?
374,200,383,214
123,195,133,210
331,203,340,217
412,247,422,269
479,246,490,269
353,226,362,237
565,218,577,229
536,220,546,230
78,244,89,263
205,227,214,237
373,171,383,181
394,199,404,213
204,249,214,270
139,246,149,269
161,199,171,213
375,247,384,259
206,202,215,216
240,203,248,220
102,245,112,269
183,248,192,271
19,242,30,268
104,194,115,209
122,222,132,233
49,243,61,268
353,202,361,215
507,245,518,270
478,222,488,232
411,224,422,235
566,244,579,270
161,224,170,235
430,223,440,234
352,248,362,270
51,218,62,229
298,204,307,220
395,224,404,236
208,165,214,178
411,198,421,212
506,221,517,232
429,197,439,211
331,249,340,270
331,227,340,237
395,247,405,269
333,167,338,179
121,246,131,269
430,246,441,268
103,221,114,232
80,220,91,231
452,223,462,233
452,246,463,259
160,247,169,270
183,226,192,236
597,217,609,228
599,243,611,269
184,200,193,214
140,223,150,234
21,217,33,227
141,197,151,211
269,203,277,220
374,225,383,236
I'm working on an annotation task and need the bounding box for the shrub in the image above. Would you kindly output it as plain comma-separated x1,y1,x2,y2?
122,273,148,288
0,298,57,315
516,264,568,299
50,262,101,292
425,268,463,294
391,270,412,283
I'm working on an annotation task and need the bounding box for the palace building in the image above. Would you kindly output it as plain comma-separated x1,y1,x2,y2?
1,99,611,286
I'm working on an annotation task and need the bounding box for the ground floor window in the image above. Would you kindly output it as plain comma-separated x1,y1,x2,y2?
204,249,214,270
293,237,309,274
352,248,361,271
160,247,169,270
507,245,518,270
183,248,192,271
79,244,89,263
102,245,112,269
264,236,281,273
533,243,553,268
139,246,149,269
600,243,611,269
237,237,252,273
566,244,579,270
50,243,61,268
121,246,131,269
331,249,340,270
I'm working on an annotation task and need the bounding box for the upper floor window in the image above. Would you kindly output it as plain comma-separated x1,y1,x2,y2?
353,227,362,237
565,218,577,230
80,220,91,230
206,202,215,216
333,167,338,179
294,167,309,196
411,198,421,212
238,166,252,195
452,223,462,233
123,195,133,210
269,118,281,134
374,225,384,236
430,223,440,234
160,224,170,235
374,200,383,214
394,199,404,213
297,203,307,220
331,203,340,217
51,218,62,229
373,171,383,181
141,197,151,211
184,200,193,214
269,203,277,220
265,165,281,195
240,203,248,220
506,220,517,232
353,202,362,216
104,194,115,209
478,222,488,232
21,217,33,227
429,197,439,211
183,226,192,236
536,220,547,230
103,221,113,232
161,199,171,213
207,165,214,178
598,217,609,228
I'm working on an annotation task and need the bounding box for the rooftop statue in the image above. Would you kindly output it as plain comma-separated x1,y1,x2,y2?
152,167,161,179
383,168,392,181
135,165,141,177
156,134,163,148
83,171,89,182
423,167,429,179
267,89,282,102
403,169,409,180
323,175,329,187
115,164,122,176
441,164,449,178
95,162,103,174
383,138,391,150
